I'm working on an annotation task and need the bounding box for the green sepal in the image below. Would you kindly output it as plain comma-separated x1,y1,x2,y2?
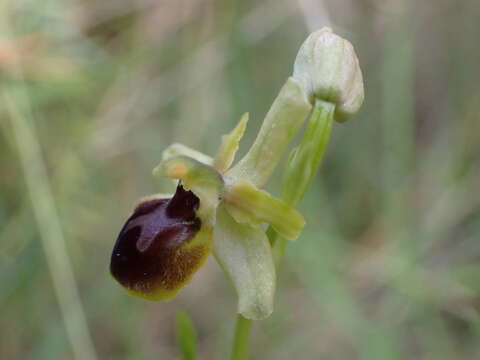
227,77,312,187
162,143,213,166
213,205,275,320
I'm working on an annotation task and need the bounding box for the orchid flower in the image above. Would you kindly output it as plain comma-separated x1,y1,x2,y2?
110,27,364,321
110,78,311,320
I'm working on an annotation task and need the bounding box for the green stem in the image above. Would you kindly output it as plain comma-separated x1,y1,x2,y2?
229,99,335,359
0,9,97,360
3,88,98,360
230,314,253,360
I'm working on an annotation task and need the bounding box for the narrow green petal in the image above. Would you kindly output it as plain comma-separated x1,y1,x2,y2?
227,77,312,187
213,205,275,320
153,155,223,220
162,143,214,166
213,113,249,173
224,180,305,241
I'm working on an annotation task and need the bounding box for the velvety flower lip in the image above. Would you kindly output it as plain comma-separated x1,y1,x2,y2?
110,184,211,301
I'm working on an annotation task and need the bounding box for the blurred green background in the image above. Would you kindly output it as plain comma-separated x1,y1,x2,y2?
1,0,480,359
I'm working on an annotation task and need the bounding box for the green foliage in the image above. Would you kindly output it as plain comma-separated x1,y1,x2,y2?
175,311,199,360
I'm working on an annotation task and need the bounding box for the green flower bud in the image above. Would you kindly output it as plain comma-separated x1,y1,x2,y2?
293,27,364,122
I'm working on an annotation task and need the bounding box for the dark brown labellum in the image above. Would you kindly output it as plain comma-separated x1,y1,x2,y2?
110,184,210,300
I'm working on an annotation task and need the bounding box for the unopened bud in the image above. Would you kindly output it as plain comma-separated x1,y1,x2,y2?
293,27,364,122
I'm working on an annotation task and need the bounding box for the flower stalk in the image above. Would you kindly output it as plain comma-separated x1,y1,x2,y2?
230,315,253,360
